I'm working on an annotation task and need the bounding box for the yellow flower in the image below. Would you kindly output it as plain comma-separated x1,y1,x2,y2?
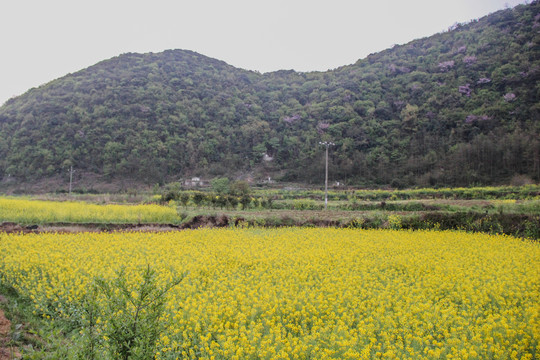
0,228,538,359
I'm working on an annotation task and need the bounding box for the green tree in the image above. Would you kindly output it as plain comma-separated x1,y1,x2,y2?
229,180,251,197
211,177,230,194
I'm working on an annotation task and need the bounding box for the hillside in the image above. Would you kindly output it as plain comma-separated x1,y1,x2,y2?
0,2,539,190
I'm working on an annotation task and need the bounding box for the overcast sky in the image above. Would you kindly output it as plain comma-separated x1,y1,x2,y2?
0,0,529,106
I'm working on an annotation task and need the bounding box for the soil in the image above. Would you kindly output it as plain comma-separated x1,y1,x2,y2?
0,214,349,234
179,214,231,229
0,295,20,360
0,221,183,234
0,223,39,234
0,215,232,234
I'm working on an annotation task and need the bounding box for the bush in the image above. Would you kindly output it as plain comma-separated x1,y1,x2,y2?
78,265,185,360
291,199,322,210
192,192,206,207
387,214,402,229
211,177,230,194
162,190,179,203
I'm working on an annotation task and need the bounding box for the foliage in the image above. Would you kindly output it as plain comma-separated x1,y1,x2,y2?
387,214,402,229
210,177,229,195
0,3,539,187
0,229,538,358
259,184,540,202
229,180,251,197
291,199,322,210
191,192,206,208
80,265,184,359
401,212,540,238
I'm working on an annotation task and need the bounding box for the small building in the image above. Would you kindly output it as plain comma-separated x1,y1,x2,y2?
185,177,204,187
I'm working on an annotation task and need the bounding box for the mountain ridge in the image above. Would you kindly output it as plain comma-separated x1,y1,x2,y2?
1,1,539,190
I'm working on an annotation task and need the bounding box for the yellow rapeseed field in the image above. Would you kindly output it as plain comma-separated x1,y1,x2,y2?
0,228,538,359
0,196,178,224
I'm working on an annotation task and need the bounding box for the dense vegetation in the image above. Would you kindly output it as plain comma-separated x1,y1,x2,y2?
0,2,539,188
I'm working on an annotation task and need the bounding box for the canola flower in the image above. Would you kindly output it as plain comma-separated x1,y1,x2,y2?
0,228,538,359
0,197,178,224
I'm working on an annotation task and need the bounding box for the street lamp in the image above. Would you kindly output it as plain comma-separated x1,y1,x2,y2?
68,165,75,196
319,141,335,210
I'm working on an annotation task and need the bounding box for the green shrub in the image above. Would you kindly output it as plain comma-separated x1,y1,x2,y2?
291,199,322,210
387,215,402,230
78,265,185,360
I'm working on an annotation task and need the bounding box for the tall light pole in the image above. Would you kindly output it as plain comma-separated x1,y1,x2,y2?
68,165,75,196
319,141,335,210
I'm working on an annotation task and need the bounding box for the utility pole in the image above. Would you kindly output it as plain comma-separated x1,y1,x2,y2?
69,165,75,195
319,141,335,210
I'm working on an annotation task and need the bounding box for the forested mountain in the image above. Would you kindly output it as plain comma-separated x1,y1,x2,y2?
1,2,539,188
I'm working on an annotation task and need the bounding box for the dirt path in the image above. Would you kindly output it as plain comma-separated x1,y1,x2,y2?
0,295,20,360
0,221,184,234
